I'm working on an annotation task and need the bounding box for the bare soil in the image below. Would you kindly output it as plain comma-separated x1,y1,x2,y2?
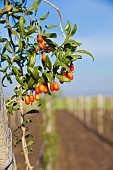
11,110,113,170
56,110,113,170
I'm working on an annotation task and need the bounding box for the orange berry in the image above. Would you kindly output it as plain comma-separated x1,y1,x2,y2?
35,94,40,101
53,82,59,91
42,53,46,62
39,84,45,93
70,63,74,71
37,35,43,43
29,94,35,102
44,85,48,94
38,42,46,50
50,84,54,91
66,71,74,80
25,96,30,105
35,86,40,94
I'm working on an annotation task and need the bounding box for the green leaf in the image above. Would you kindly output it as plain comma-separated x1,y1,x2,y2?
27,66,39,80
44,72,52,84
6,41,12,53
25,109,39,115
54,61,69,71
68,39,82,47
19,16,25,38
43,33,57,38
3,54,11,64
28,76,35,87
64,55,82,64
11,29,19,38
70,24,77,36
76,50,94,60
56,74,71,82
30,0,41,15
2,76,7,87
16,75,23,85
64,21,70,31
0,37,7,42
27,140,34,147
58,51,65,61
12,66,20,75
44,55,52,70
17,39,23,52
25,134,35,139
3,4,12,13
22,119,32,125
28,52,36,67
38,11,49,22
45,24,58,29
25,25,37,36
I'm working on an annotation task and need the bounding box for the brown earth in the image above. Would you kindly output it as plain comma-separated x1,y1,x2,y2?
11,110,113,170
56,110,113,170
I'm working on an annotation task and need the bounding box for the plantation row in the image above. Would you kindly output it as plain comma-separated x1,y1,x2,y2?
54,95,113,140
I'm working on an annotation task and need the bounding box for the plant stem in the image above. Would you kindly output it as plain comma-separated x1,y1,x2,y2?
43,0,66,39
18,85,34,170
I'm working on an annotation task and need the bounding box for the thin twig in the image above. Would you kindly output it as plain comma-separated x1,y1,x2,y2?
18,85,34,170
43,0,66,39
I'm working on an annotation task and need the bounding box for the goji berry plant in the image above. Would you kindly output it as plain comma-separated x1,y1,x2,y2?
0,0,94,169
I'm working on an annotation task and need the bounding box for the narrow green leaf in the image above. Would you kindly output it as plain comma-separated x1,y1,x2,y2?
44,55,52,70
38,11,49,22
0,37,7,42
28,76,35,87
45,24,58,29
43,33,57,38
22,119,32,125
56,74,71,82
25,109,39,115
30,0,41,15
12,66,20,75
64,21,70,31
27,140,34,147
76,50,94,60
70,24,77,36
19,16,25,38
3,54,11,64
54,61,69,71
6,41,12,53
16,75,23,85
25,25,37,36
27,66,39,80
11,29,19,38
17,39,23,52
44,72,52,84
28,52,36,67
3,4,12,13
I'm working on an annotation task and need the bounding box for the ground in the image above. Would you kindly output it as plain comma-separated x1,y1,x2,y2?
10,110,113,170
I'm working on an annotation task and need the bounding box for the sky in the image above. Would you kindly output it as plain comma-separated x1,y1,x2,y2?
0,0,113,97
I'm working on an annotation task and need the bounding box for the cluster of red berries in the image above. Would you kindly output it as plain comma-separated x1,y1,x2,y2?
25,82,59,105
35,35,47,62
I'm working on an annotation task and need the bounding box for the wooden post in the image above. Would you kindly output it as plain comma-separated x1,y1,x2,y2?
97,95,104,134
85,96,91,125
73,98,78,118
77,96,84,121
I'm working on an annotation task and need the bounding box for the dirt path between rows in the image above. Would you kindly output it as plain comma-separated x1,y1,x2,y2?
56,110,113,170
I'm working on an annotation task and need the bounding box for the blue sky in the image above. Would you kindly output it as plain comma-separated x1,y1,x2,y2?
0,0,113,97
